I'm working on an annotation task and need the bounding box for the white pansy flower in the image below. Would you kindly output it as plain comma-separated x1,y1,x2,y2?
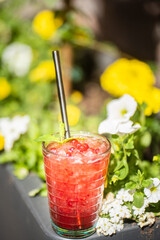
2,42,32,76
98,119,141,135
98,94,141,135
116,188,133,202
107,94,137,121
144,178,160,203
0,115,30,151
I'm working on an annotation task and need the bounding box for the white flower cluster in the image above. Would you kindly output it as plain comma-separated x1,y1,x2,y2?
98,94,141,135
0,115,30,151
2,42,33,77
96,189,132,236
97,180,160,236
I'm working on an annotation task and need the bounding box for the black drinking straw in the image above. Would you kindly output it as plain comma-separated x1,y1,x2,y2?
52,50,71,139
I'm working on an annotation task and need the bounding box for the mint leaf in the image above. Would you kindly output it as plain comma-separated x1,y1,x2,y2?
35,134,60,142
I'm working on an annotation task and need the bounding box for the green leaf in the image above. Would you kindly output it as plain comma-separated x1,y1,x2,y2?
37,160,45,181
125,181,137,190
133,149,139,159
28,188,41,197
0,151,18,164
13,165,29,180
133,192,144,208
111,134,119,139
26,151,37,169
35,134,59,143
40,189,47,197
153,154,160,162
142,179,153,188
117,166,128,180
137,170,143,182
114,161,124,172
140,131,152,147
124,135,134,149
126,151,131,157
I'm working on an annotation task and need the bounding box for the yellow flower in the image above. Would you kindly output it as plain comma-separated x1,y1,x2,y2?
58,105,81,126
0,77,11,100
29,60,56,82
100,58,160,115
142,87,160,116
32,10,63,40
0,134,5,151
70,90,83,104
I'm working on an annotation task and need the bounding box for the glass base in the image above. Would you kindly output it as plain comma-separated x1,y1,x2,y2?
51,221,96,239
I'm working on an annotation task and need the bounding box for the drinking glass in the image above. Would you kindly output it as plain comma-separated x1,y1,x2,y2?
42,131,111,238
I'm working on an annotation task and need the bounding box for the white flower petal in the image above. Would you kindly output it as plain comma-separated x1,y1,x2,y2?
144,188,151,198
152,178,160,187
107,94,137,121
118,121,141,134
98,119,120,134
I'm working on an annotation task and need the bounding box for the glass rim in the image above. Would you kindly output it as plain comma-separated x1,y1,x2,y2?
42,131,111,158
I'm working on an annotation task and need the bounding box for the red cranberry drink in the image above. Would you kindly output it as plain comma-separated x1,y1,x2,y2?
42,131,111,238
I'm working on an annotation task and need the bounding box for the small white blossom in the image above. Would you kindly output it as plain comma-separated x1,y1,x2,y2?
116,205,131,218
110,214,121,224
107,94,137,121
110,199,123,208
115,221,124,232
116,188,133,202
96,218,116,236
132,206,146,216
97,194,131,236
96,216,124,236
2,42,32,76
101,202,112,214
144,178,160,203
0,115,30,151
